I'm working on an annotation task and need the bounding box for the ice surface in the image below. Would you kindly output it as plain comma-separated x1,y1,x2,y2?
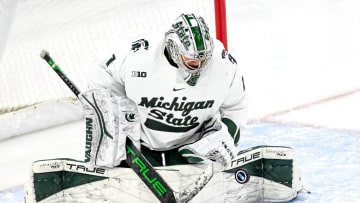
1,123,359,202
240,123,360,202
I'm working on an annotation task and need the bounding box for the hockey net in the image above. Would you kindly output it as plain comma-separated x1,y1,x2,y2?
0,0,227,114
0,0,227,139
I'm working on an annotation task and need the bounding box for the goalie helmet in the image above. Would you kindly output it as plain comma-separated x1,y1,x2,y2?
165,13,214,86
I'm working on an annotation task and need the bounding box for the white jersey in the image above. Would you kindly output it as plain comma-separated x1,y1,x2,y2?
88,35,248,151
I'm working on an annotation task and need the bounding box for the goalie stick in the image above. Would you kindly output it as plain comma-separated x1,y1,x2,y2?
40,50,213,203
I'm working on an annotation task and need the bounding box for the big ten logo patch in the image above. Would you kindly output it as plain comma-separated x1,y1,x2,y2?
132,71,147,78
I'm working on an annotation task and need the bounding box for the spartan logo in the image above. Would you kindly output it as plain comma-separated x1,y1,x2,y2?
132,39,149,52
125,113,136,122
138,96,214,133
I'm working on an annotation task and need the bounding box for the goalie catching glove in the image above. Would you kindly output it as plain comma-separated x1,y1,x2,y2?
179,118,237,167
79,88,141,168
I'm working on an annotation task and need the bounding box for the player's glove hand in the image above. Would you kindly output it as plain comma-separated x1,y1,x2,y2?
179,118,237,167
79,88,140,168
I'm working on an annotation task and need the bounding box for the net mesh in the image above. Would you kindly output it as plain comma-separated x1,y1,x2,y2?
0,0,218,114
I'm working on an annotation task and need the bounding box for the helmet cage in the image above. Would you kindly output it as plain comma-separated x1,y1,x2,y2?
179,54,206,73
165,13,214,75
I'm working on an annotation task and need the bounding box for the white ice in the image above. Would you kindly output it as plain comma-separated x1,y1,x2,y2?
1,0,360,202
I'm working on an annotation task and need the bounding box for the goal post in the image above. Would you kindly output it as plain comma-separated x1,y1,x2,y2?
214,0,228,50
0,0,228,138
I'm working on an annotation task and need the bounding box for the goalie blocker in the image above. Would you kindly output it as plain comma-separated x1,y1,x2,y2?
25,146,303,203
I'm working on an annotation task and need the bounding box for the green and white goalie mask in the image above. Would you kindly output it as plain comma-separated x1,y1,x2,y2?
165,13,214,86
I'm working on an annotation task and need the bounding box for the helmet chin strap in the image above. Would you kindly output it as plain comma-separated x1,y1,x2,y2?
176,52,203,86
181,69,201,86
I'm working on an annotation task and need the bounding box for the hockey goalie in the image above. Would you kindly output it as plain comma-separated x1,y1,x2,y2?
25,13,303,202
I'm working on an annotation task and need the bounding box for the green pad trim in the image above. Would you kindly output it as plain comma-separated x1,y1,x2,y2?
184,14,205,52
33,171,107,202
224,159,293,188
183,156,204,164
178,148,196,155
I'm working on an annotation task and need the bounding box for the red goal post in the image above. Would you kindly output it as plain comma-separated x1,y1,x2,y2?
214,0,228,50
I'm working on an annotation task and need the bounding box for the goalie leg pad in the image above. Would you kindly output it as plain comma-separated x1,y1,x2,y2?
226,146,303,202
25,146,303,203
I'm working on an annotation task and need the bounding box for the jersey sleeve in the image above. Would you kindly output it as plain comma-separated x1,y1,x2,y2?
220,59,249,145
87,43,130,97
